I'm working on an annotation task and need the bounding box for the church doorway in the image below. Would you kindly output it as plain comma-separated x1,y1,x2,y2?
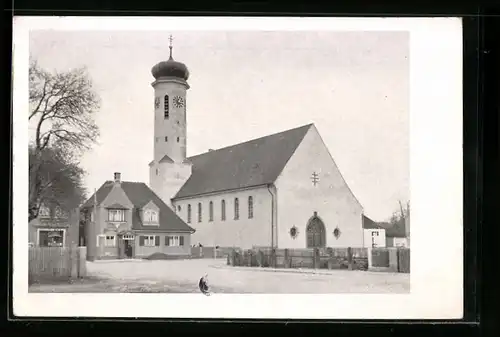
306,213,326,248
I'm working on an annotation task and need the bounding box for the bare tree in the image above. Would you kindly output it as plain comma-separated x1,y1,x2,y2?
29,60,99,221
29,59,100,153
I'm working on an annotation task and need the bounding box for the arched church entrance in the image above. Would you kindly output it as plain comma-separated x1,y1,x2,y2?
306,213,326,248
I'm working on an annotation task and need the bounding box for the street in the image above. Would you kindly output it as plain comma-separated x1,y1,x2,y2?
29,258,410,294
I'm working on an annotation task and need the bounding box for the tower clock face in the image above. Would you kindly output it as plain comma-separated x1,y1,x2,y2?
154,97,160,109
173,96,185,108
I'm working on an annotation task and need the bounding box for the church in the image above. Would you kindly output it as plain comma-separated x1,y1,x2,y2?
148,38,365,250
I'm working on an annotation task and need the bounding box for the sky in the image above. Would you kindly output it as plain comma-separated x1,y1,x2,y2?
29,30,409,221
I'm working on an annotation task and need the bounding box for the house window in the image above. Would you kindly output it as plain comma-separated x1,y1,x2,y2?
122,234,134,240
143,209,159,224
156,168,159,176
141,235,158,247
187,204,192,223
38,206,51,218
221,200,226,221
165,136,168,142
248,196,254,219
178,205,181,212
209,201,214,222
165,235,184,247
38,229,64,247
164,95,169,119
105,235,116,247
108,209,125,222
198,203,202,222
177,137,180,142
234,198,239,220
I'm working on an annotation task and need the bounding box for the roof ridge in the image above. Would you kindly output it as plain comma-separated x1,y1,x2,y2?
188,123,314,159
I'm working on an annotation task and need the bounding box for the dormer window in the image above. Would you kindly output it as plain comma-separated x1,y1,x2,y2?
108,209,125,222
38,205,51,218
143,209,159,225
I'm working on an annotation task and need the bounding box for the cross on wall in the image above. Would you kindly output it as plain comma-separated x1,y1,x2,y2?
311,171,320,186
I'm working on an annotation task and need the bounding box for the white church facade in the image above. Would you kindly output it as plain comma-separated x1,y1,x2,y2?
148,39,365,250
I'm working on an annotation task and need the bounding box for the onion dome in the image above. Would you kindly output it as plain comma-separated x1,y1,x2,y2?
151,37,189,81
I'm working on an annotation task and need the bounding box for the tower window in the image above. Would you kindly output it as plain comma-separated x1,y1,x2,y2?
177,137,180,143
187,204,191,223
165,136,168,142
234,198,239,220
221,200,226,221
198,203,202,223
164,95,169,119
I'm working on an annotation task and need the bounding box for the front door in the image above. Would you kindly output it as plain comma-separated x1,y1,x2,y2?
124,240,133,258
306,215,326,248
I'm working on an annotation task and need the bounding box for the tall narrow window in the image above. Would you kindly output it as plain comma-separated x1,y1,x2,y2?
234,198,239,220
198,203,202,223
248,196,254,219
164,95,169,119
209,201,214,222
221,200,226,221
187,204,191,223
176,136,180,142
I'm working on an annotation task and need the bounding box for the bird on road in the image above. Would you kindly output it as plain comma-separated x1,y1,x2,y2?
199,274,211,296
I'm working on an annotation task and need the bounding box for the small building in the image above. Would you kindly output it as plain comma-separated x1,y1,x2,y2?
28,205,79,248
384,220,409,248
81,173,195,260
362,214,386,248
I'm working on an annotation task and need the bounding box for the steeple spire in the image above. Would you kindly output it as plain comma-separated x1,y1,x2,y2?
168,34,174,60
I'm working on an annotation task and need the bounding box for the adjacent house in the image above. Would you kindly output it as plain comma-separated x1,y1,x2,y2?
81,172,195,260
28,205,79,248
380,220,409,248
362,214,386,248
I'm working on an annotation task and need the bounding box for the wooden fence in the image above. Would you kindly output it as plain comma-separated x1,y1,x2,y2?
29,245,87,284
190,246,232,259
228,247,369,271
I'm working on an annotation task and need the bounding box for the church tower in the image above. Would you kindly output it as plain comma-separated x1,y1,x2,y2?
149,36,192,208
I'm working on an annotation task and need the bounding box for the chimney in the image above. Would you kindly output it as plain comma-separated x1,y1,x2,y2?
114,172,121,184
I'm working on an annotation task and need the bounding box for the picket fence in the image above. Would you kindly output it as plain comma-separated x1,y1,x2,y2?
29,246,87,284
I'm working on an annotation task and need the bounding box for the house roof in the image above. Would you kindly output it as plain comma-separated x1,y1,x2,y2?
376,220,407,238
174,123,313,199
82,181,194,233
362,215,383,229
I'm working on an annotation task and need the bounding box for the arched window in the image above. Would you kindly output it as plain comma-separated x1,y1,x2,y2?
234,198,239,220
221,200,226,221
209,201,214,222
248,196,254,219
187,204,191,223
198,203,202,222
164,95,169,119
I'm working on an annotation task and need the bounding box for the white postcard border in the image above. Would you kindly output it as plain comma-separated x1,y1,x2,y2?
12,17,463,319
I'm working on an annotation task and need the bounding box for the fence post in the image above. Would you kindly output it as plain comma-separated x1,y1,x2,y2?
78,246,87,278
70,244,78,278
271,248,277,268
388,248,398,272
284,249,290,268
347,247,353,270
313,248,320,269
367,248,373,270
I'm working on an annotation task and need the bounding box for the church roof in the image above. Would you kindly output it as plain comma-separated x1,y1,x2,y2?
82,181,194,233
173,124,313,199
